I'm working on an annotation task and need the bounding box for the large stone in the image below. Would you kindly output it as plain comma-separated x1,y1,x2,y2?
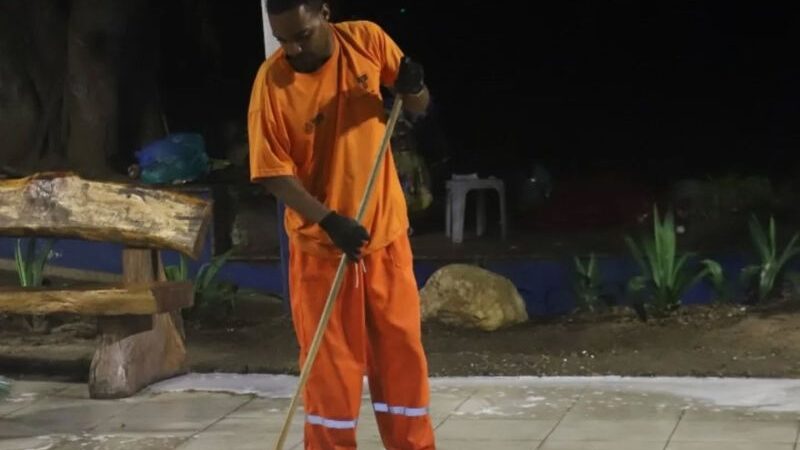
419,264,528,331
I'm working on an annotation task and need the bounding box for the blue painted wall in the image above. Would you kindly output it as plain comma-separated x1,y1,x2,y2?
3,235,798,317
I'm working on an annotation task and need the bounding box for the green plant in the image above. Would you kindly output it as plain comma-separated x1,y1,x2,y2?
194,248,235,294
192,248,237,323
740,214,800,303
13,238,57,333
573,253,602,313
625,206,722,315
14,238,56,288
165,249,238,324
164,254,189,282
702,258,729,303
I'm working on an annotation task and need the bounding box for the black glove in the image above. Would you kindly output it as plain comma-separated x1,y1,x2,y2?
319,211,370,260
395,56,425,95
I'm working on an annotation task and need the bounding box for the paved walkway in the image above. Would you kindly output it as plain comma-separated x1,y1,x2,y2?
2,374,800,449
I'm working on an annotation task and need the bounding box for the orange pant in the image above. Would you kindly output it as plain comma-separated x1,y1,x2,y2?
288,234,436,450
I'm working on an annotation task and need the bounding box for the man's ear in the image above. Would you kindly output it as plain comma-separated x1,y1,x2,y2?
320,3,331,21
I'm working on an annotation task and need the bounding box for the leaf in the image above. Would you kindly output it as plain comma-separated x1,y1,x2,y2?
749,215,771,263
24,238,36,287
643,236,662,288
194,263,211,292
14,239,27,287
573,256,586,276
778,232,800,269
661,210,677,284
701,259,725,292
769,216,777,261
164,266,182,281
588,253,597,279
197,248,235,291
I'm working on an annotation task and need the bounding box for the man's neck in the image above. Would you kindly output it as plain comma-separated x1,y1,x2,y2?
294,23,335,74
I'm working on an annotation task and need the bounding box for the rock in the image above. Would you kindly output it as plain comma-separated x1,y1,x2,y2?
419,264,528,331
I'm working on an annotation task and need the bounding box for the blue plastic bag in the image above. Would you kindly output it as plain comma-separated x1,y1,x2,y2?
135,133,210,185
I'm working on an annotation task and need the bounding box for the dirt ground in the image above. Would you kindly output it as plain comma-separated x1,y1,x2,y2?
4,282,800,382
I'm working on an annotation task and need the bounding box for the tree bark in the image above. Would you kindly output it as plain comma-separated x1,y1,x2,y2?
0,173,212,259
89,248,188,399
0,281,193,316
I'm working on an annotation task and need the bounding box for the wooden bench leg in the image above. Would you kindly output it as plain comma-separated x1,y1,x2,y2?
88,248,188,399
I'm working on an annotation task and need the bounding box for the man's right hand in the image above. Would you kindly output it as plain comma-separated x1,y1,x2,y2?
319,211,370,261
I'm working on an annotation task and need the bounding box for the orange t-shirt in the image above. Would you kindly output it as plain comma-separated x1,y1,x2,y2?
248,20,410,258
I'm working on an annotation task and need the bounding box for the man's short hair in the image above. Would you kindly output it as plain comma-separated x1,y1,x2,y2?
265,0,324,15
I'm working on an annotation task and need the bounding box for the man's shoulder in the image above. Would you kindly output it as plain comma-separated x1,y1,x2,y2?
261,50,287,79
333,20,388,42
252,50,290,90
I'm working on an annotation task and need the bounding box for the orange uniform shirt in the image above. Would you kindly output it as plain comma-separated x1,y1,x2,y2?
248,20,410,258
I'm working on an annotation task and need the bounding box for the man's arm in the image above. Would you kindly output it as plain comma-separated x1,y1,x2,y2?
260,176,370,260
259,175,330,224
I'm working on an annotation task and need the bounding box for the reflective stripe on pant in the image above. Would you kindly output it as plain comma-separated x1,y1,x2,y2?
289,233,436,450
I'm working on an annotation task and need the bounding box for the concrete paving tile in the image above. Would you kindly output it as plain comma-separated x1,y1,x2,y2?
217,397,292,420
181,434,304,450
549,417,678,442
50,384,91,400
0,419,48,439
356,419,383,441
0,397,38,418
436,418,556,441
305,438,540,450
666,443,795,450
0,436,57,450
670,419,798,443
92,392,251,435
6,398,133,434
0,381,71,417
3,381,72,397
453,386,580,419
8,377,800,450
681,405,800,422
48,434,187,450
178,409,304,450
540,441,666,450
436,440,540,450
178,422,304,450
568,389,687,419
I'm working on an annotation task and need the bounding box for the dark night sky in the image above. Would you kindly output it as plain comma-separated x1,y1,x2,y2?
160,1,800,186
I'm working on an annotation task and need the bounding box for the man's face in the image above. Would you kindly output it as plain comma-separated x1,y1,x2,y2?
269,3,332,73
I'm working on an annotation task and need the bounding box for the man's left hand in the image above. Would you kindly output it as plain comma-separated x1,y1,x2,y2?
395,56,425,95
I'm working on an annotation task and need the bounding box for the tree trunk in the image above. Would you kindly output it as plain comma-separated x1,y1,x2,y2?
89,248,188,399
0,0,165,180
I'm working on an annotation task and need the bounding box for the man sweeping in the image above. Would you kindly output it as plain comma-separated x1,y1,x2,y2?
248,1,435,449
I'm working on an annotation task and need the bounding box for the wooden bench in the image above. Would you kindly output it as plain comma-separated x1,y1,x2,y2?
0,172,212,399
